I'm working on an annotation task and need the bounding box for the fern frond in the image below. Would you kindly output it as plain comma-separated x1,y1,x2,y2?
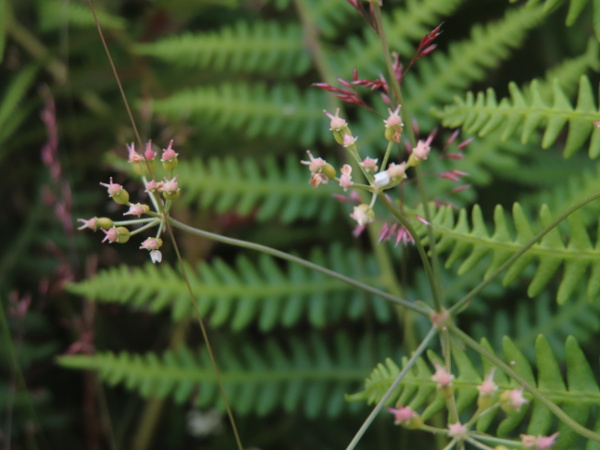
349,335,600,448
65,244,391,331
0,65,38,160
471,290,600,361
301,0,357,39
57,332,392,417
405,5,546,123
524,161,600,227
177,155,339,223
334,0,465,78
434,75,600,158
135,21,310,77
514,0,600,39
415,202,600,303
150,83,327,146
37,0,125,31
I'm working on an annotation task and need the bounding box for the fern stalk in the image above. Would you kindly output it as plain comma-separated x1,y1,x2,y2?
449,190,600,315
168,217,428,315
371,2,444,311
345,326,438,450
86,2,245,448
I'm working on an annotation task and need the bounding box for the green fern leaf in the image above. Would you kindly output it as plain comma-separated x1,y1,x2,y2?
434,76,600,158
177,155,339,223
135,21,310,76
150,83,327,146
65,244,391,331
57,332,392,418
37,0,126,31
349,335,600,448
515,0,600,38
415,203,600,303
405,5,545,124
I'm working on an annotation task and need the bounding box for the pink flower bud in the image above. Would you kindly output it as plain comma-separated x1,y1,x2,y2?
342,133,358,148
432,364,454,388
161,140,179,170
386,162,406,180
77,217,113,231
101,226,130,244
413,140,430,161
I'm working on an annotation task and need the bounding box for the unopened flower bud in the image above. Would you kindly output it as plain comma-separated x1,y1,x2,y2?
140,237,163,251
407,140,431,167
360,157,378,173
161,139,179,170
432,363,454,397
477,369,498,409
386,162,407,181
100,177,130,204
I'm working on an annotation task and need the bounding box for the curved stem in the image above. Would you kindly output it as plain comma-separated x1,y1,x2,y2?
345,326,438,450
168,217,429,316
449,191,600,315
453,327,600,443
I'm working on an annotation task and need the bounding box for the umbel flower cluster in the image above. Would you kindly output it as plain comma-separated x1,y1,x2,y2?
77,140,180,263
387,366,559,449
302,107,433,241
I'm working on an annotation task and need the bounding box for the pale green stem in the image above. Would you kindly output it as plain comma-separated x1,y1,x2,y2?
168,217,429,316
345,327,438,450
453,327,600,443
370,3,444,309
449,190,600,315
378,194,440,310
380,140,394,172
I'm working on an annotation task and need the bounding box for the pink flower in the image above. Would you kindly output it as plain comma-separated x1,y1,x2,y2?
123,203,148,217
102,227,119,243
500,387,528,413
477,368,498,396
100,177,124,196
301,150,326,173
339,164,353,191
384,105,403,128
144,140,157,160
127,143,144,163
342,133,358,148
160,176,179,193
447,422,467,439
323,108,347,131
413,140,431,161
77,217,99,231
301,150,333,188
360,157,378,172
386,406,414,425
350,204,374,226
386,162,406,180
140,237,162,251
432,364,454,388
145,180,162,192
520,433,559,449
161,139,178,161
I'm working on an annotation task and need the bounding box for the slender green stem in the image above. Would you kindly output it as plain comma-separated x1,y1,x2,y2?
168,217,429,316
345,327,438,450
453,327,600,443
449,190,600,315
378,194,441,310
380,140,394,172
370,3,444,309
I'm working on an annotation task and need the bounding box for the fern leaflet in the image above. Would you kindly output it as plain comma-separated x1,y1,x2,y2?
434,76,600,158
57,332,393,418
65,245,391,330
414,202,600,303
